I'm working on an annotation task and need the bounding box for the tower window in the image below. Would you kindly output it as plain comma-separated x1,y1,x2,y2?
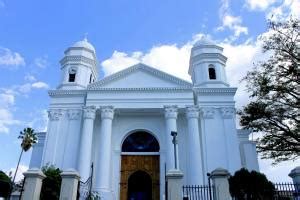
208,67,216,80
89,74,92,83
69,74,76,82
68,67,77,82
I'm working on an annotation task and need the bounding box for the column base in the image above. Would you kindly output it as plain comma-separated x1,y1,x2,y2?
92,188,114,200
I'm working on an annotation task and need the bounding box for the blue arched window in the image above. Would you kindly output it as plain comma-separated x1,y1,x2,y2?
122,131,159,152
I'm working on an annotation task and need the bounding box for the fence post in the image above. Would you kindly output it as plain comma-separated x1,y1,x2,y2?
210,168,231,200
22,168,46,200
289,166,300,185
59,169,80,200
166,169,184,200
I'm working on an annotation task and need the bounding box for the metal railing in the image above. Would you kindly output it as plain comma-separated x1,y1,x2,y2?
182,185,215,200
274,182,300,200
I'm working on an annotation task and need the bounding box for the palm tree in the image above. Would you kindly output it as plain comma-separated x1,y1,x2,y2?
12,127,37,184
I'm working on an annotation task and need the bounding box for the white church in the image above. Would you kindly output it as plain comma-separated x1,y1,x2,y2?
29,38,259,200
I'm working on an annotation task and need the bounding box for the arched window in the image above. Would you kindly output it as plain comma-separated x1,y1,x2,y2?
68,68,77,82
208,66,216,80
122,131,159,152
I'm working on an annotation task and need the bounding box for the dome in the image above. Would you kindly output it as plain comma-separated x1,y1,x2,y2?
193,37,216,47
72,37,95,52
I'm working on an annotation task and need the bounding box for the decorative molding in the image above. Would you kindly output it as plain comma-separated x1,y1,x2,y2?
67,109,82,120
48,109,64,121
88,87,191,92
60,55,96,67
83,106,96,119
100,106,114,120
220,107,236,119
193,87,237,96
48,90,87,96
186,105,199,119
200,107,215,119
164,105,178,119
88,63,192,90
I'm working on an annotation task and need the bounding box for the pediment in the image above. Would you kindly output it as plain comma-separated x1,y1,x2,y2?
88,63,192,90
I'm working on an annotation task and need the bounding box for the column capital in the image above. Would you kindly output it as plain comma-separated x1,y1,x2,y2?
67,109,82,120
100,106,114,120
186,105,199,119
48,109,64,121
83,106,96,119
200,107,215,119
164,105,178,119
220,107,235,119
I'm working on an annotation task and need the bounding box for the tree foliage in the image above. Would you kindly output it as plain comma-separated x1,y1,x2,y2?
40,165,62,200
229,168,275,200
238,18,300,163
18,127,37,152
0,171,12,197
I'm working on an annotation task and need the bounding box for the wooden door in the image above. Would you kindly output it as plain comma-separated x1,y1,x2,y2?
120,155,160,200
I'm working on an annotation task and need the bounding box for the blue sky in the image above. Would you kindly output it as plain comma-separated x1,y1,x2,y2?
0,0,299,182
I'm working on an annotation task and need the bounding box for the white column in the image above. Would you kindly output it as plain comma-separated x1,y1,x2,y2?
94,106,114,199
63,109,82,169
186,105,203,185
78,106,96,182
42,109,64,166
220,107,242,173
164,105,178,170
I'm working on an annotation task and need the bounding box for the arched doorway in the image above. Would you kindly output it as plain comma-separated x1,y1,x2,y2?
120,131,160,200
128,171,152,200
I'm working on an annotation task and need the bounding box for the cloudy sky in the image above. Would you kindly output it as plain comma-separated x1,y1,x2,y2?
0,0,299,182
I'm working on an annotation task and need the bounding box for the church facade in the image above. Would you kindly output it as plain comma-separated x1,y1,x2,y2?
29,38,259,199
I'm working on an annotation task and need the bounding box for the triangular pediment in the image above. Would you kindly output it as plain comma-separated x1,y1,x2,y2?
88,63,192,90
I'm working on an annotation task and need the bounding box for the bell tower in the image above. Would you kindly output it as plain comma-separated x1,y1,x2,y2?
58,37,98,90
189,38,229,87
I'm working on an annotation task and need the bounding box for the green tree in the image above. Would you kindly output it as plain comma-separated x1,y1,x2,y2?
229,168,275,200
40,165,62,200
12,127,37,183
238,18,300,163
0,171,12,198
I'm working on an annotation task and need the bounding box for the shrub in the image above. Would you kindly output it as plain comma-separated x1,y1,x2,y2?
0,170,12,198
229,168,275,200
40,165,62,200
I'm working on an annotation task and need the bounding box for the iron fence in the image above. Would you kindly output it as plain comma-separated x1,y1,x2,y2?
182,185,215,200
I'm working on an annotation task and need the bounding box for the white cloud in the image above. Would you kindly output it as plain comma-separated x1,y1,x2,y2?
245,0,276,10
18,81,49,94
0,93,15,108
31,81,49,89
6,164,29,182
34,56,49,68
26,109,48,132
267,0,300,21
217,0,248,39
0,108,20,134
0,47,25,68
102,44,192,81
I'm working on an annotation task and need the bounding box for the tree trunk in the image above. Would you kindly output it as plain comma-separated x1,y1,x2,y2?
12,149,23,184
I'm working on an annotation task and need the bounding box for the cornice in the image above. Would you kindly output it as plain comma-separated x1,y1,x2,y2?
193,87,237,95
88,63,192,90
48,90,87,96
88,87,192,92
60,55,97,67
